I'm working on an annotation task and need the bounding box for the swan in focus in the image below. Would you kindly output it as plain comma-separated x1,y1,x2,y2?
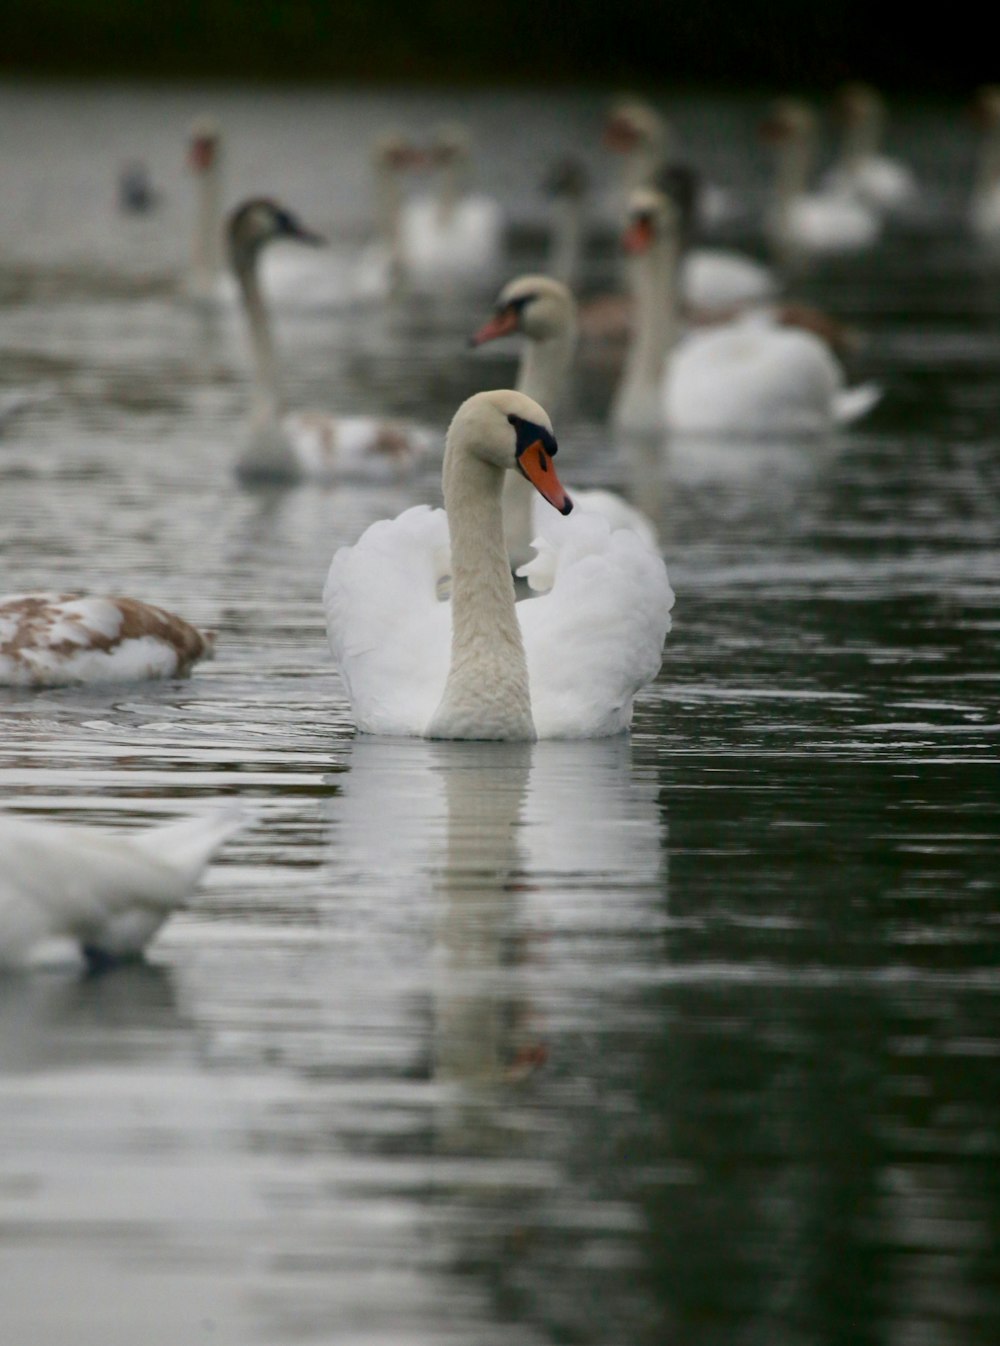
612,187,881,436
0,805,244,970
761,98,881,259
0,593,214,687
470,274,658,565
400,123,504,286
324,390,673,740
820,83,918,215
970,86,1000,240
228,199,432,482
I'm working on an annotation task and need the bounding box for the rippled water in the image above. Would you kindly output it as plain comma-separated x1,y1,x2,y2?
1,84,999,1345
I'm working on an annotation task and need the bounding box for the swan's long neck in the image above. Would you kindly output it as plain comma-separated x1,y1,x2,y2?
622,137,665,198
373,158,405,289
840,112,882,167
548,195,584,285
502,323,576,562
976,122,1000,199
612,231,679,432
191,164,222,294
429,440,535,740
436,156,466,227
234,252,281,423
773,135,813,217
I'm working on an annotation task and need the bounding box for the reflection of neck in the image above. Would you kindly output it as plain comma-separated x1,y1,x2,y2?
191,165,222,292
613,233,679,432
548,195,583,284
235,252,280,423
429,435,534,740
503,320,576,562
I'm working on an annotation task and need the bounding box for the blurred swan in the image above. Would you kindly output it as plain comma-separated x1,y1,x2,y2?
543,157,589,287
612,187,881,436
353,132,427,299
0,592,214,687
400,123,504,286
0,805,244,970
820,83,918,215
970,86,1000,240
471,274,658,565
228,199,432,483
324,390,673,739
183,117,235,305
761,98,881,258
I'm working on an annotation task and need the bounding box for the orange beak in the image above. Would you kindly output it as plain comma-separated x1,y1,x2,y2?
622,217,654,255
516,440,573,515
470,308,519,347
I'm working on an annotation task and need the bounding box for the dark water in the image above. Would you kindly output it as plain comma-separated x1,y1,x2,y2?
1,84,998,1345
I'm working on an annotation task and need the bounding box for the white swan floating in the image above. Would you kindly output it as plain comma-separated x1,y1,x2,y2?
228,199,432,483
0,806,244,970
471,273,658,564
820,83,918,216
400,123,504,287
0,593,214,687
325,390,673,740
612,187,881,437
761,99,881,257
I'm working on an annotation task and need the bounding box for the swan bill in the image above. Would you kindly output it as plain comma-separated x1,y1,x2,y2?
470,308,519,346
622,216,655,255
516,440,573,515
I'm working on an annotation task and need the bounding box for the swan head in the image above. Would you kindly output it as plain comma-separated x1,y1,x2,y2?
447,391,572,515
187,117,220,173
470,275,575,346
622,187,681,255
603,99,669,158
372,132,425,171
227,199,325,271
759,98,817,145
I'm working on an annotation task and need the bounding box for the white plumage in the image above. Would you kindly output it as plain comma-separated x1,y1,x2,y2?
0,593,214,687
0,806,244,969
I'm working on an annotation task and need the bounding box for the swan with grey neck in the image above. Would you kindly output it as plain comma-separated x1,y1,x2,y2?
228,199,431,483
612,188,881,436
471,275,658,564
324,391,673,740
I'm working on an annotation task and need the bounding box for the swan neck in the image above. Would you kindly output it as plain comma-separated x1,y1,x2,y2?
235,254,280,421
774,136,813,215
618,232,679,410
977,122,1000,195
437,157,465,225
373,157,405,280
191,162,222,288
841,114,882,166
430,444,534,740
516,324,575,414
548,196,584,284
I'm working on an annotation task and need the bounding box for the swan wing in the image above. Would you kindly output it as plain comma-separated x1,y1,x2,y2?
833,382,882,424
324,505,452,735
517,513,674,738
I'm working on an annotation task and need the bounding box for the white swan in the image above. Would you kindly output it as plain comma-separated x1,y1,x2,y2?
762,98,881,258
820,83,918,215
352,132,427,300
543,157,589,287
324,390,673,740
612,188,881,437
400,123,504,287
0,805,244,970
183,117,234,306
228,199,432,483
0,592,214,687
970,86,1000,240
470,274,658,565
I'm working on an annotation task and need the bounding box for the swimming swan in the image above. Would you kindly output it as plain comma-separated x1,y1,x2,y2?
820,83,918,215
228,198,431,482
471,274,658,564
324,390,673,740
0,805,245,970
612,187,881,436
0,592,214,686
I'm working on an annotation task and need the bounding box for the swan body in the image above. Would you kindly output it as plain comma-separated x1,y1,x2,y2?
0,806,244,969
472,274,658,565
400,125,503,286
613,188,880,437
229,199,430,482
820,83,918,215
325,391,673,741
0,593,214,687
762,99,881,257
680,249,777,313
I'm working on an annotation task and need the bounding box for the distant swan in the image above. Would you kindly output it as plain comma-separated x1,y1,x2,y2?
761,98,881,259
0,806,244,970
324,390,673,740
820,83,918,215
970,86,1000,240
228,198,431,483
0,592,214,687
612,187,881,436
471,274,658,565
400,123,504,286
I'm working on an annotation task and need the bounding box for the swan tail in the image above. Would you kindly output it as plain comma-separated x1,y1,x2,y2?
833,382,882,425
129,804,247,888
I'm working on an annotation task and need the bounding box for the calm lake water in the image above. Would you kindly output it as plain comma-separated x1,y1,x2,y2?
1,83,998,1346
